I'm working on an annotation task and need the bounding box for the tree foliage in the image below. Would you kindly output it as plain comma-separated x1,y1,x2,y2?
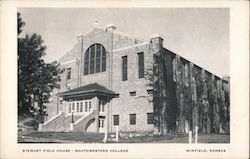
18,12,25,35
18,12,61,118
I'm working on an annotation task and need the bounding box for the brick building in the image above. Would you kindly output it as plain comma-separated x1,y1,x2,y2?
39,22,230,134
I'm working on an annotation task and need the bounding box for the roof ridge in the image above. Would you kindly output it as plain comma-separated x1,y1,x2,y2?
113,30,145,42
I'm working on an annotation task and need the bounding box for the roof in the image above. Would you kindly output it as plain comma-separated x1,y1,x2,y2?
58,83,115,97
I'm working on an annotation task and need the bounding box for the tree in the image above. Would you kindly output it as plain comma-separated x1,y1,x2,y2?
18,12,61,119
18,12,25,35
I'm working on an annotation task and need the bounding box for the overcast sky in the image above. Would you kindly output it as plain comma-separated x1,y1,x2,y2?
18,8,229,77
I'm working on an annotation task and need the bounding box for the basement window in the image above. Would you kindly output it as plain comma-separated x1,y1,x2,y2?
147,89,153,94
129,91,136,96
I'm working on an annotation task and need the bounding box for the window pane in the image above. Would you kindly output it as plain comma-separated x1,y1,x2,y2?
85,102,88,112
90,47,95,74
66,68,71,80
113,115,119,125
89,101,91,111
138,52,144,78
101,119,104,128
130,114,136,125
101,46,106,72
122,56,128,81
69,103,71,113
84,49,90,75
77,103,79,112
96,44,101,73
72,103,75,111
80,102,83,112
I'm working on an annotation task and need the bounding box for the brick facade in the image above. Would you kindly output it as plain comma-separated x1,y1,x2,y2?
45,23,230,134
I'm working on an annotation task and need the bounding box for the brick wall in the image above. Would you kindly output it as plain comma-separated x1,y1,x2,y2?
47,25,230,134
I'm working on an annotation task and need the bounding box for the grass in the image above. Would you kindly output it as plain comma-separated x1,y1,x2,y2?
19,132,105,143
18,131,230,143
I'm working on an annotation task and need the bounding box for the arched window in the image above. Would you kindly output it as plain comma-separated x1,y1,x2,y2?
84,44,106,75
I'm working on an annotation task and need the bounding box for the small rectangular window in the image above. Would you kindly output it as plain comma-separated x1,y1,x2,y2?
66,68,71,80
147,113,154,124
130,114,136,125
147,89,153,94
115,94,120,98
101,119,104,127
99,119,104,128
122,56,128,81
72,103,75,112
76,103,79,112
85,102,88,112
129,91,136,96
80,102,83,112
69,103,71,113
113,115,119,125
89,101,92,111
138,52,144,78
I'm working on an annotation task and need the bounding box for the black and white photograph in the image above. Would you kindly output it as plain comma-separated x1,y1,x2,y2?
17,8,230,144
0,1,249,159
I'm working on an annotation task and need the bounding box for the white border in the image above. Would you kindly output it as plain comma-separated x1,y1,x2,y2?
0,1,249,159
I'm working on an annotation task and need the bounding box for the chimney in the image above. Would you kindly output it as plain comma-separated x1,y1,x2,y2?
93,20,101,28
150,33,163,55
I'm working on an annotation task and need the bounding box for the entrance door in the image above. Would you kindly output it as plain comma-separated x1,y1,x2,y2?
99,118,105,133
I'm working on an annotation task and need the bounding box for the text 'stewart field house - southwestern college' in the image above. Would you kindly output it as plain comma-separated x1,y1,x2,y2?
39,22,230,135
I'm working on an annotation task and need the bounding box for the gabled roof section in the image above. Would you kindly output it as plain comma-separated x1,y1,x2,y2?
83,23,145,44
58,83,115,97
113,30,145,43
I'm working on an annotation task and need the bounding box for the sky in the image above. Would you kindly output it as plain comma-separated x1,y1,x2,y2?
18,8,229,77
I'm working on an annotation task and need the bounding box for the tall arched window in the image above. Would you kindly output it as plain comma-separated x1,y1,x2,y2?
84,44,106,75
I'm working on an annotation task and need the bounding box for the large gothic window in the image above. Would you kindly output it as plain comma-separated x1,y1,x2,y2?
84,44,106,75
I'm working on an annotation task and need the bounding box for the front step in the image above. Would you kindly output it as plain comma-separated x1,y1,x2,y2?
39,113,83,132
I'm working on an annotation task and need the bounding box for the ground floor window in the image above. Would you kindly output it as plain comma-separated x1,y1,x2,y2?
147,113,154,124
99,118,104,128
113,115,119,125
88,101,92,111
77,103,79,112
68,99,92,114
129,114,136,125
69,103,71,113
80,102,83,112
72,103,75,111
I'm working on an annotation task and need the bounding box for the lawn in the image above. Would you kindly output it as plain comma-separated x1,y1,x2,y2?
19,132,105,143
18,131,229,143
